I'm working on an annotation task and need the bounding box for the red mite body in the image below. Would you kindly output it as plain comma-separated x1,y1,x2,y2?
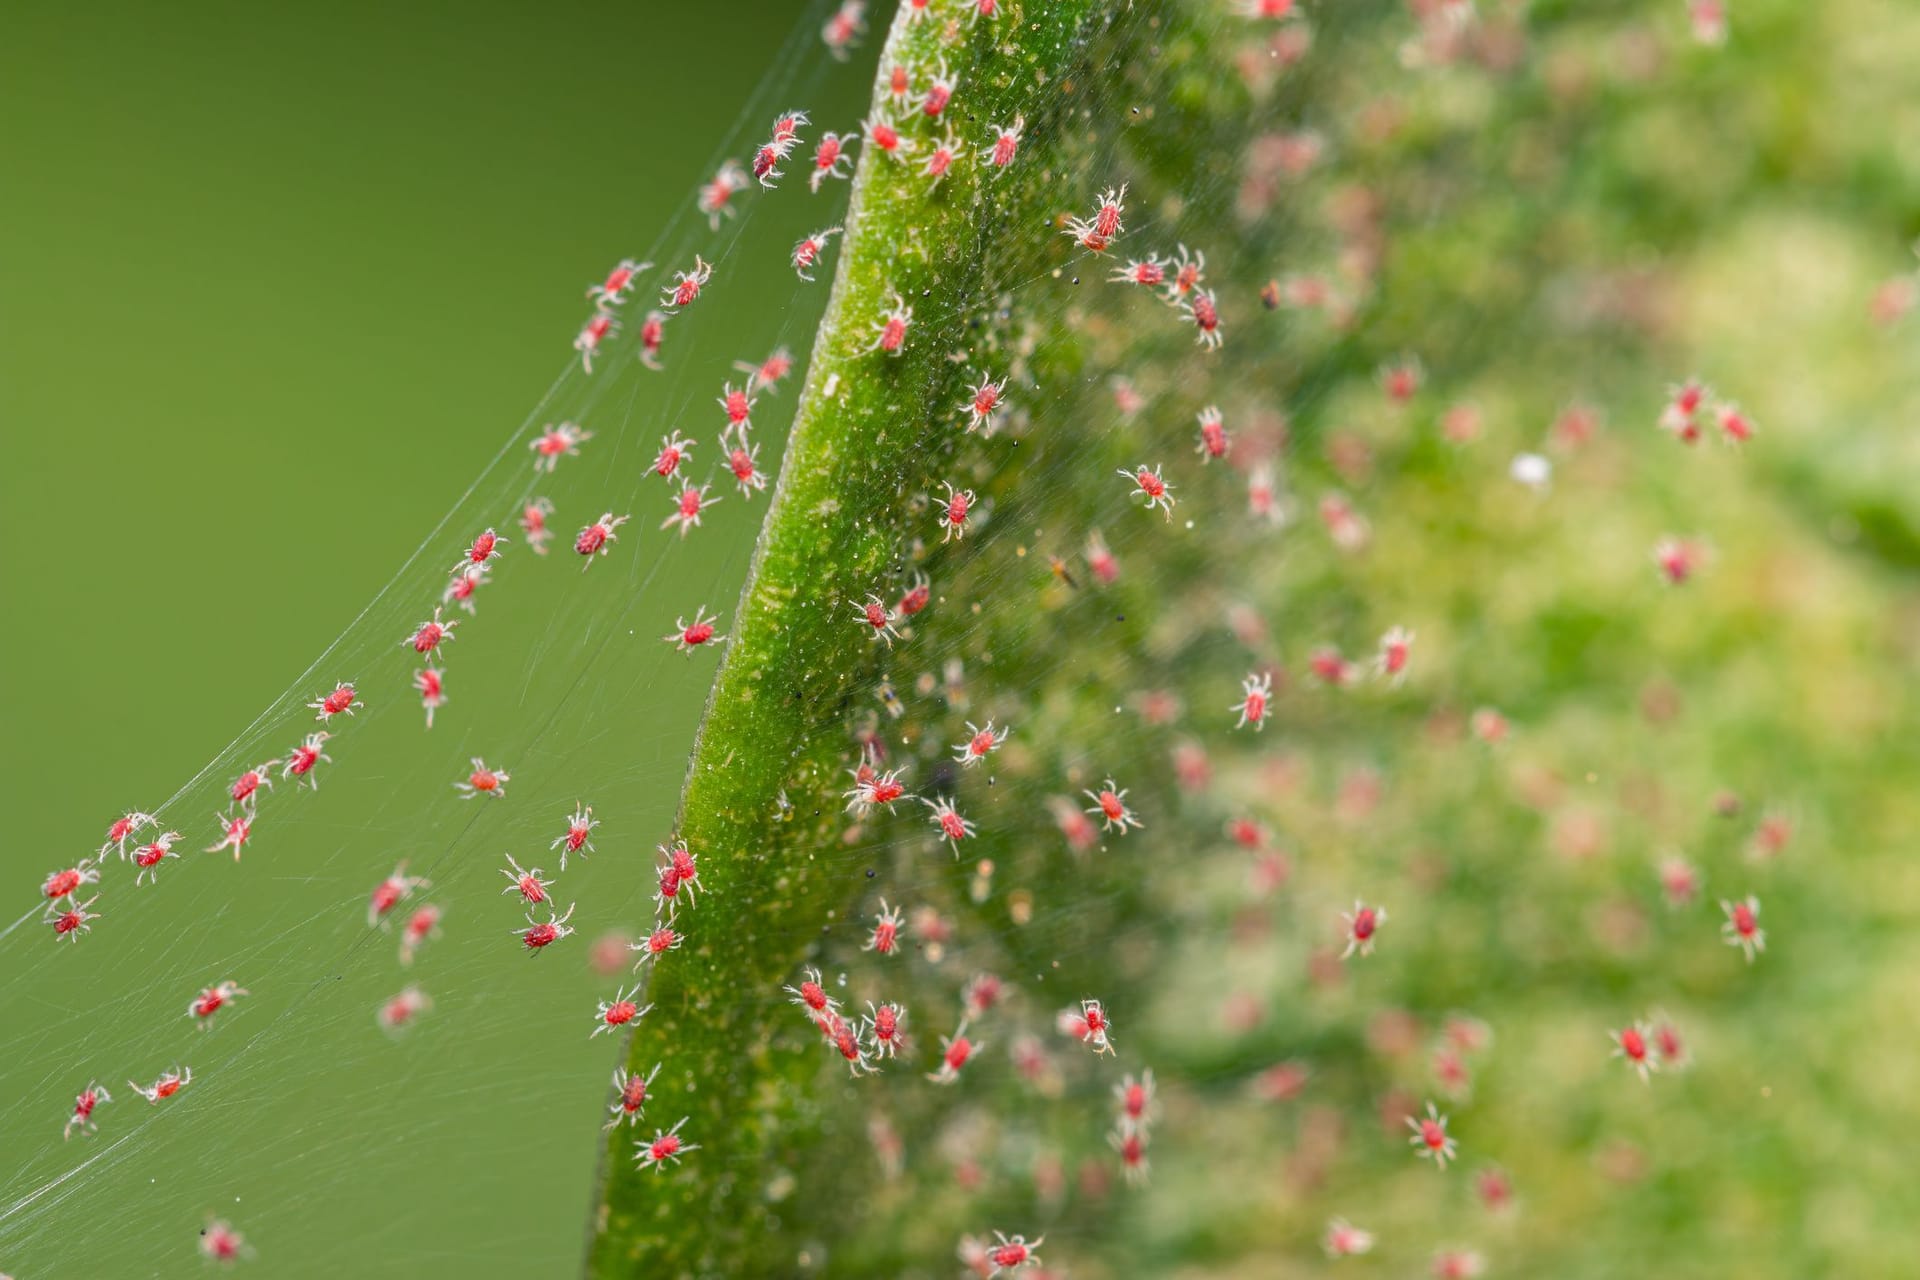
132,832,181,884
1186,288,1223,347
663,256,712,310
408,607,457,655
1343,901,1385,957
518,902,576,952
575,313,614,371
458,757,509,799
607,1064,660,1128
414,667,446,727
66,1080,110,1139
637,311,666,369
42,862,95,900
531,421,590,471
989,117,1023,168
310,681,358,722
793,225,841,281
368,862,429,926
189,981,248,1027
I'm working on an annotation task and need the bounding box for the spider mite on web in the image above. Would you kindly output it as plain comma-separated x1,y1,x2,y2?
928,1020,978,1084
456,757,509,799
129,1066,191,1104
587,257,649,311
64,1080,110,1140
865,899,904,955
41,857,100,903
593,984,653,1038
718,382,756,434
924,796,977,855
206,812,252,861
953,720,1009,767
662,484,718,538
986,115,1023,169
1058,997,1116,1055
1119,464,1176,519
1065,184,1126,252
188,981,248,1029
516,902,576,952
500,853,552,905
962,374,1007,433
414,667,446,728
132,831,182,885
657,840,703,913
368,862,430,927
811,132,854,191
281,732,331,789
102,810,156,859
552,803,598,868
575,512,631,565
406,606,457,655
820,0,864,60
531,421,590,472
399,904,442,966
662,256,713,311
309,681,359,723
697,161,747,229
665,607,725,654
652,431,694,480
869,292,912,355
378,986,431,1034
574,312,615,372
630,922,683,967
1232,672,1272,730
793,226,842,281
1084,778,1142,834
1343,900,1385,957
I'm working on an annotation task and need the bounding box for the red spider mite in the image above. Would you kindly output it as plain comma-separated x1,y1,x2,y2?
845,763,910,814
1248,464,1281,524
662,256,713,310
811,131,854,191
575,312,615,372
1654,536,1702,584
457,757,509,799
1237,0,1297,14
1311,647,1354,686
207,811,253,861
593,983,652,1038
1084,778,1142,834
1377,626,1415,681
1059,997,1116,1054
786,965,837,1016
102,810,156,858
588,257,649,311
189,981,248,1028
630,923,683,966
1065,184,1126,252
953,720,1009,766
793,224,842,281
925,797,976,853
865,1001,906,1057
132,831,182,885
65,1080,110,1140
637,1117,697,1170
922,131,962,184
606,1063,661,1129
638,310,667,369
917,58,957,118
406,606,457,655
1167,244,1207,300
1112,1125,1150,1185
656,840,702,910
937,481,974,541
1119,464,1176,519
1085,530,1119,585
718,381,756,432
200,1220,247,1264
653,431,694,480
820,0,865,56
414,667,446,728
1233,673,1272,730
1184,287,1223,347
972,0,1001,21
282,732,331,788
723,431,768,495
519,497,554,555
129,1066,191,1104
444,564,487,614
1196,405,1229,460
1112,254,1168,287
963,972,1005,1019
1408,1101,1457,1167
985,1232,1041,1273
962,375,1006,433
552,802,598,868
1116,1070,1156,1127
697,161,747,229
862,112,911,160
896,571,931,618
870,292,911,354
41,857,100,901
516,901,575,952
1660,378,1708,441
531,421,591,472
866,899,903,955
928,1020,978,1084
1613,1020,1657,1081
738,346,794,393
666,607,724,653
1381,358,1423,403
987,116,1023,169
368,862,430,927
309,681,360,723
1722,895,1765,960
575,511,631,564
1343,901,1385,957
228,761,276,810
500,853,551,904
378,985,431,1033
886,59,915,102
47,894,100,940
399,903,442,965
458,528,505,574
655,482,717,539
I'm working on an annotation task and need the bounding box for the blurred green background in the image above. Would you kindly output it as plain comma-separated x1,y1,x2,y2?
1,0,866,1274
